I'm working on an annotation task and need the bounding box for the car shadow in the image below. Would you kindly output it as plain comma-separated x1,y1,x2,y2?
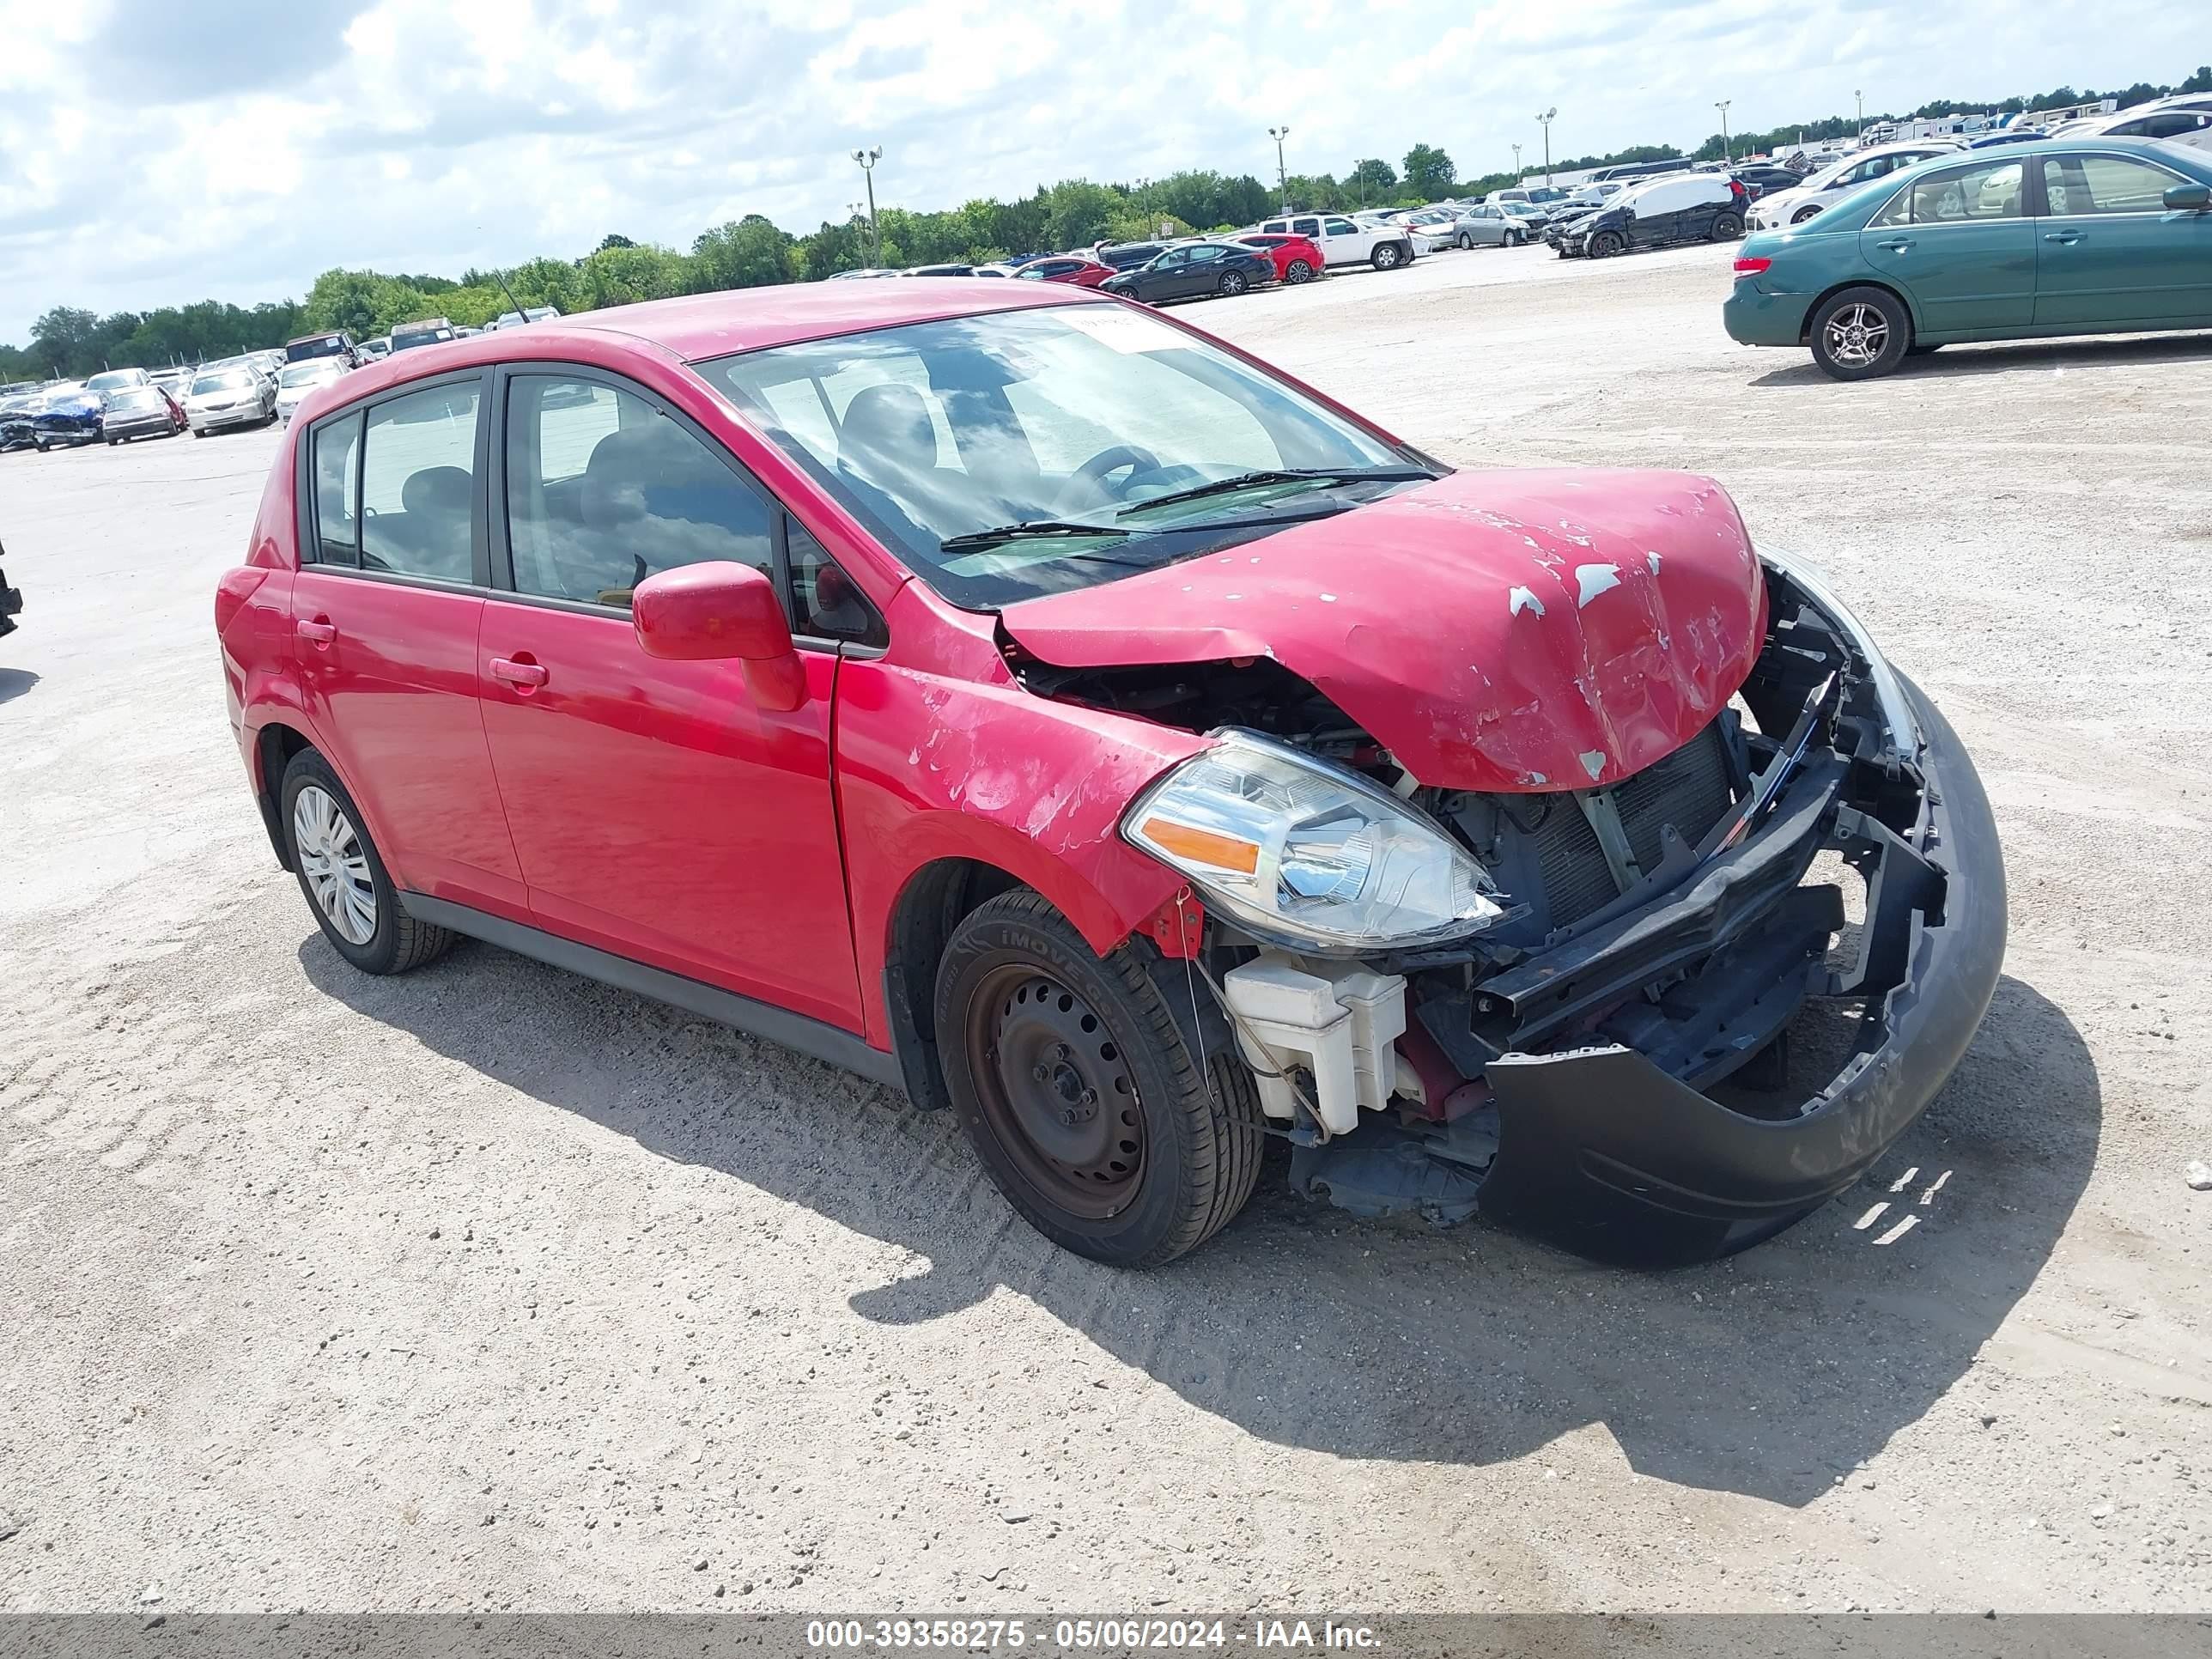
0,666,39,705
1750,329,2212,386
301,935,2095,1508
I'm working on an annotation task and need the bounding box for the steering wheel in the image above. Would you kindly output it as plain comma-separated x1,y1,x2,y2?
1054,444,1161,514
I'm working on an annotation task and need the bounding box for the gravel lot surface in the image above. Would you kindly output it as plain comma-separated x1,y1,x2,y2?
3,245,2209,1614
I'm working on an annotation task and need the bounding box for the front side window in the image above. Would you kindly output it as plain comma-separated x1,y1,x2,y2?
2039,154,2182,215
787,518,884,645
707,303,1419,608
1324,217,1357,234
1887,159,2026,224
360,382,480,582
502,375,773,609
312,415,362,565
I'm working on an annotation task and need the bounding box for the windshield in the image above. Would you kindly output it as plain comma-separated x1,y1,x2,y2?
86,370,143,391
191,370,255,395
106,388,162,410
706,303,1421,607
279,362,339,387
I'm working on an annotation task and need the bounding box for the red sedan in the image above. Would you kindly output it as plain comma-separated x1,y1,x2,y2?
216,278,2001,1269
1011,255,1114,288
1232,232,1327,285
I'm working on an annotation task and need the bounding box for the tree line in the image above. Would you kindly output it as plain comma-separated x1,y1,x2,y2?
8,64,2207,384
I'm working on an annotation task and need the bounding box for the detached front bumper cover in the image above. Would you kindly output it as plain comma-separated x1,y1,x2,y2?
1479,668,2004,1249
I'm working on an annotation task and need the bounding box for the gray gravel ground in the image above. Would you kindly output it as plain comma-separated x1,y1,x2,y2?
3,244,2209,1613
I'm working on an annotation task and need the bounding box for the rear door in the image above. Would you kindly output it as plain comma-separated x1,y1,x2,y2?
289,373,527,915
473,365,863,1028
1861,155,2037,332
2032,150,2212,326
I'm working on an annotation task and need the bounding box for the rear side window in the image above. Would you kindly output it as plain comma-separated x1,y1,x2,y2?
311,415,362,565
502,374,774,609
360,383,481,582
1875,158,2026,225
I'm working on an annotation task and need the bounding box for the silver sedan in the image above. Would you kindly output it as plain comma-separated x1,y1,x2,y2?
184,368,276,436
1448,204,1538,247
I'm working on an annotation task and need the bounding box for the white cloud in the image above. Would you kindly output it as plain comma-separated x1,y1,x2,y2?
0,0,2203,339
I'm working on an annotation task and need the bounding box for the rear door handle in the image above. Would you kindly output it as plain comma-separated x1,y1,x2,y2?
1875,238,1914,252
489,656,549,689
2044,230,2081,244
296,618,336,646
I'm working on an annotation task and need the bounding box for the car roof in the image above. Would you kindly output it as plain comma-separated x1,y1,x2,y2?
293,281,1107,398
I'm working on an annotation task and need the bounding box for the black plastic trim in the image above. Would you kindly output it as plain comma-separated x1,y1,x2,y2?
399,892,908,1094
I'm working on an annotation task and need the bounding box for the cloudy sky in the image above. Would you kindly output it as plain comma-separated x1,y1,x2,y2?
2,0,2203,341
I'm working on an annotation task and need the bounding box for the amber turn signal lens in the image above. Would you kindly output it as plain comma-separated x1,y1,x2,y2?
1139,818,1260,874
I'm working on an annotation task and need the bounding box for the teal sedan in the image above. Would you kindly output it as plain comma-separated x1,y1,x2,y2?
1723,137,2212,379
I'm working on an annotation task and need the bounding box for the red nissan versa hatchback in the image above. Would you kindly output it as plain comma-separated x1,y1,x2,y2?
216,281,2005,1267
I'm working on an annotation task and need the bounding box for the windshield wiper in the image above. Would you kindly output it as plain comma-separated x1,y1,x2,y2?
937,520,1132,555
1115,465,1436,517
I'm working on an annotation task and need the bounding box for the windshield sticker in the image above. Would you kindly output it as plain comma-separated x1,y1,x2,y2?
1055,308,1166,354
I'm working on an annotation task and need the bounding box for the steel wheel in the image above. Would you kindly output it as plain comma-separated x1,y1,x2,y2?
963,966,1144,1220
292,783,377,945
1821,303,1889,368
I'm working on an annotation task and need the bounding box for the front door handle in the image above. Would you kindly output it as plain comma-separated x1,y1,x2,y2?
2044,230,2081,244
489,655,549,690
1875,238,1914,253
296,617,336,647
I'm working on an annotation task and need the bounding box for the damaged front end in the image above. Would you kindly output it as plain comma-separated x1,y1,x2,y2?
1047,550,2006,1260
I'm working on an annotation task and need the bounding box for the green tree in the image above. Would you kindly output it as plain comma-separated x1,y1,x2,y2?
1042,180,1121,251
1401,143,1455,199
690,216,795,290
595,233,638,252
2183,65,2212,94
1347,158,1397,201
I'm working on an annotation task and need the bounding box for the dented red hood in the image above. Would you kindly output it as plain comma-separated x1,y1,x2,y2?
1001,468,1767,793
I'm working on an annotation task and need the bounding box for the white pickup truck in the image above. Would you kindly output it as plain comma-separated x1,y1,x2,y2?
1250,212,1418,270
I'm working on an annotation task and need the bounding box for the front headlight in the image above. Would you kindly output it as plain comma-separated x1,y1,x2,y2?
1122,731,1504,954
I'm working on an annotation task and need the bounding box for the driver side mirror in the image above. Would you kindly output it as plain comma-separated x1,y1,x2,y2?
632,560,806,712
2164,182,2211,212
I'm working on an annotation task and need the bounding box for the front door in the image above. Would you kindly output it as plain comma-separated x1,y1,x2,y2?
474,368,861,1030
1318,216,1364,264
291,376,526,916
1861,155,2037,333
2032,151,2212,326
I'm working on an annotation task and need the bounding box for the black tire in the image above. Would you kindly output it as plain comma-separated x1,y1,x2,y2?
1808,285,1911,380
1506,228,1524,246
1285,258,1315,284
191,428,205,438
1455,232,1474,250
1370,240,1403,270
280,748,457,975
935,890,1265,1268
1589,229,1626,258
1792,205,1822,225
1711,211,1743,241
106,437,118,447
1216,270,1248,296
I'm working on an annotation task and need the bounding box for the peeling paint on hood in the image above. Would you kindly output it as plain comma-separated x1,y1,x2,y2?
1000,468,1766,793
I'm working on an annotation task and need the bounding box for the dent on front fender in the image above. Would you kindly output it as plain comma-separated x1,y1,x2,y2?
834,653,1210,1048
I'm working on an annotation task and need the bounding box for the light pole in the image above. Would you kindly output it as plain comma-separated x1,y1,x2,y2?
1855,88,1865,143
1535,107,1556,186
1267,125,1290,213
1511,142,1522,181
850,145,882,264
1715,99,1731,162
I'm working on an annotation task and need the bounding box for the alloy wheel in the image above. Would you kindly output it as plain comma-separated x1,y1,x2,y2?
292,783,377,945
1822,303,1890,368
965,968,1144,1218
